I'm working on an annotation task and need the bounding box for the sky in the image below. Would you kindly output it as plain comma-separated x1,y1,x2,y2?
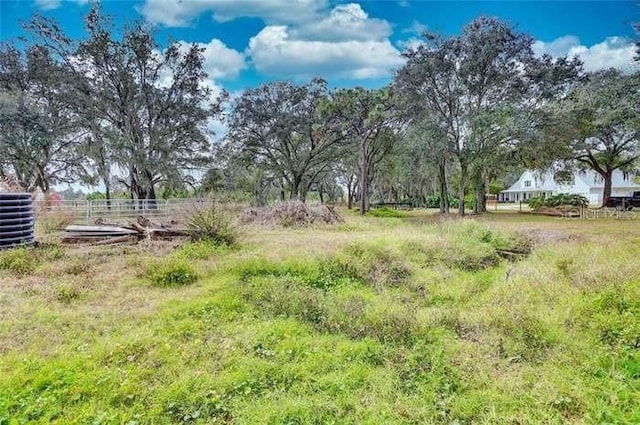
1,0,638,96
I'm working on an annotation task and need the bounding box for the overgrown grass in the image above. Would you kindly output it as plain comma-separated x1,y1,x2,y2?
0,244,65,276
145,258,198,287
1,212,639,423
366,207,407,218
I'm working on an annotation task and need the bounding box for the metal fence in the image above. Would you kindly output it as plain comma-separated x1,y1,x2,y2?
33,198,215,222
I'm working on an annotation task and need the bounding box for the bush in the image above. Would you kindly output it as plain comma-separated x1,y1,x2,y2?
187,203,237,247
528,193,588,209
146,258,198,287
425,194,459,208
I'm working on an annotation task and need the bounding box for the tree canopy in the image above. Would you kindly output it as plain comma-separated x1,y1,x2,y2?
1,7,637,211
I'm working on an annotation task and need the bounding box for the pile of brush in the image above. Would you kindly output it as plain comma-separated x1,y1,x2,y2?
240,201,344,227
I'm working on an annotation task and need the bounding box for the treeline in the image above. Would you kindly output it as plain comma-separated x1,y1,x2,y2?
1,6,638,213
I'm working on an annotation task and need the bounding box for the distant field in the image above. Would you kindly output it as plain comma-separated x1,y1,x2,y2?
1,209,639,424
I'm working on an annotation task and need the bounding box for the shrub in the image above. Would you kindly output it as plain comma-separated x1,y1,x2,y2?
424,194,459,208
146,258,198,287
366,207,405,218
187,203,237,247
528,193,588,209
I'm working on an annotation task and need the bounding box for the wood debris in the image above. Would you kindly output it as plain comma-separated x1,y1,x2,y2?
62,217,191,245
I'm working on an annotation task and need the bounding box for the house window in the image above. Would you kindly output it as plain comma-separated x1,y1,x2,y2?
524,180,531,187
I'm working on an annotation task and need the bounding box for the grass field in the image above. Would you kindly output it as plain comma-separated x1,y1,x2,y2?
0,209,639,424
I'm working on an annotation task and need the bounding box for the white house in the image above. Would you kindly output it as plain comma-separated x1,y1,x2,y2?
499,170,640,205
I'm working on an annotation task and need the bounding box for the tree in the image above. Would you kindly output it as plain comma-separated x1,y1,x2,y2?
325,87,397,214
226,79,345,202
333,149,359,209
395,17,581,215
403,117,451,212
0,43,83,193
547,70,640,205
25,6,223,201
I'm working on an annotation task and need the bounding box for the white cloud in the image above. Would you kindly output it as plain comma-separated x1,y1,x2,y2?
402,20,428,35
532,35,581,57
34,0,62,10
139,0,327,27
533,35,636,74
187,40,246,80
141,1,400,80
396,37,425,52
247,25,403,79
291,3,391,42
33,0,88,10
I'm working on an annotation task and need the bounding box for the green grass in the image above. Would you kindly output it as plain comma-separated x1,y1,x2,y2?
365,206,407,218
0,211,639,424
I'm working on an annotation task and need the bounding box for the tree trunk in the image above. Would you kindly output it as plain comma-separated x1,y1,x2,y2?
601,169,613,207
473,171,486,214
437,160,449,214
347,186,353,209
105,184,111,210
458,160,468,216
147,184,157,200
291,175,302,201
359,138,368,215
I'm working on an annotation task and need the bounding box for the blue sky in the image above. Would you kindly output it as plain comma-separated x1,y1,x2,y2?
1,0,638,94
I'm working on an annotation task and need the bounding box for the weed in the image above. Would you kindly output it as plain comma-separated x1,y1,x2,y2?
53,283,81,303
0,248,35,275
341,242,412,287
236,257,358,290
146,258,198,287
63,260,90,276
35,210,76,235
491,313,556,362
178,239,226,260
